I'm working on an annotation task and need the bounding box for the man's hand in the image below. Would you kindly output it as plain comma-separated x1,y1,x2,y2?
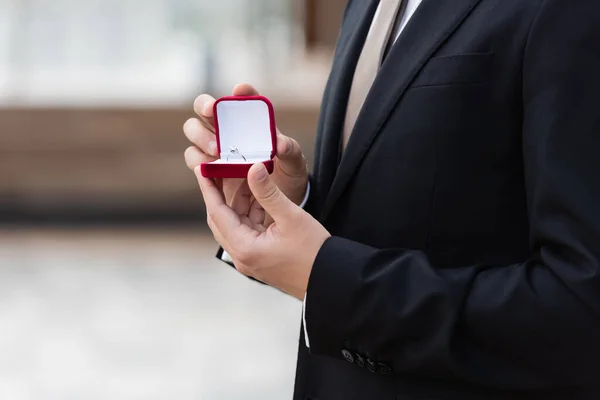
195,162,330,300
183,83,309,228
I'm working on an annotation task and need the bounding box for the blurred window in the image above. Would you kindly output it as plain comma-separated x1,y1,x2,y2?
0,0,302,106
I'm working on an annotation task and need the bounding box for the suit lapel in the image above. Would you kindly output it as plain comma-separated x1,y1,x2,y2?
320,0,483,222
313,0,379,216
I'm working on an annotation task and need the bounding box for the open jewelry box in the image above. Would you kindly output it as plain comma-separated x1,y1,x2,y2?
200,95,277,179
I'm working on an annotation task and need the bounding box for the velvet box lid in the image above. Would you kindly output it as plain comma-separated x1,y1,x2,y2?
200,96,277,179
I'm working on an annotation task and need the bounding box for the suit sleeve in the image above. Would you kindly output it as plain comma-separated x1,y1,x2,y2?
304,0,600,388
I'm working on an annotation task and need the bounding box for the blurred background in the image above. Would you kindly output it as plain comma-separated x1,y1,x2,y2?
0,0,347,398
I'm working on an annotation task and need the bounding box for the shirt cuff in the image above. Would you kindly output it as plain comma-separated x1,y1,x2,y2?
303,293,310,348
300,181,311,348
299,180,311,209
221,250,234,264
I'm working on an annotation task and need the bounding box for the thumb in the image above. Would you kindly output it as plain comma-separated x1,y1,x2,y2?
247,163,297,228
232,83,260,97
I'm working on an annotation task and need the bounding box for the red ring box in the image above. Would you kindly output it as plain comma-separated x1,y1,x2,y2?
200,95,277,179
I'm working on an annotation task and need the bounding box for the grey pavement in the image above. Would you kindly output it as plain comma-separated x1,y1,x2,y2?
0,227,301,400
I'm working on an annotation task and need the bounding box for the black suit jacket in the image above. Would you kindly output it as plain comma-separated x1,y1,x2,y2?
291,0,600,399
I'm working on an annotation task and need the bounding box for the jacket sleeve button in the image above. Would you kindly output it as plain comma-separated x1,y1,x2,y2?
354,353,365,367
341,349,355,363
378,363,392,375
366,358,377,372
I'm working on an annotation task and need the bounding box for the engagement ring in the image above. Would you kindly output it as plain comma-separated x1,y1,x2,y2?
227,146,247,162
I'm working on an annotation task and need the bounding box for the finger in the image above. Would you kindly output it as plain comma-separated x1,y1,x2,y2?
274,133,307,177
194,167,253,240
222,178,246,204
248,199,267,228
193,94,216,129
232,83,260,97
207,215,227,247
183,118,218,157
247,163,298,230
184,146,214,170
229,180,253,215
262,213,275,228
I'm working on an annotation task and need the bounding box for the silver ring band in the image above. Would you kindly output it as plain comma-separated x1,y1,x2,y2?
227,146,247,162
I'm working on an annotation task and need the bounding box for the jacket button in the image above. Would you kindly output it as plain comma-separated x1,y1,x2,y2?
341,349,355,363
366,358,377,372
354,353,365,367
378,363,392,375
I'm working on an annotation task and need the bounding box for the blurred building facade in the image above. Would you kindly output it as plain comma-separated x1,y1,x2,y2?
0,3,348,399
0,0,346,221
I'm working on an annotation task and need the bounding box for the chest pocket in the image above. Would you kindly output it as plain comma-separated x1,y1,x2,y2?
410,52,494,88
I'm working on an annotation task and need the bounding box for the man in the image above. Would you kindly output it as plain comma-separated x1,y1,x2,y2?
183,0,600,398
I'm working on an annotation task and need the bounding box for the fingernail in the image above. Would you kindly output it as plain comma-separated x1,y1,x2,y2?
194,165,201,176
254,164,267,181
208,141,217,155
